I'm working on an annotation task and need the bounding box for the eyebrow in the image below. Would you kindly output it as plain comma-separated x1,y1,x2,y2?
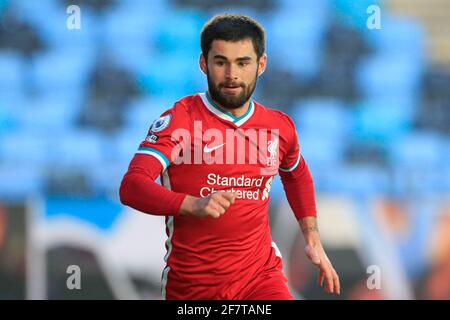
213,55,253,62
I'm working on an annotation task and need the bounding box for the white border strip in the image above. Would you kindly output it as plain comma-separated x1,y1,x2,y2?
199,93,235,122
160,169,174,300
279,152,301,172
234,100,255,127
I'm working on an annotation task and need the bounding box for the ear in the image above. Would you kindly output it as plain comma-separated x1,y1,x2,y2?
199,53,208,75
257,53,267,77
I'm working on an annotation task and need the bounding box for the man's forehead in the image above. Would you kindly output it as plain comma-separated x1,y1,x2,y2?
209,39,257,60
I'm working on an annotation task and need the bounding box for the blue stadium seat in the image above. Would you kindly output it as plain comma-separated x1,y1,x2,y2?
0,51,24,93
445,140,450,168
0,0,7,14
9,0,58,29
288,99,350,169
103,3,158,47
118,0,167,14
114,129,146,165
105,41,154,75
138,52,203,99
388,131,445,169
388,132,446,194
117,0,169,54
15,94,81,133
314,165,389,195
445,165,450,192
89,161,128,196
0,92,26,132
267,11,326,78
31,48,94,94
0,104,12,133
49,10,96,48
0,129,49,165
368,16,425,60
296,132,346,168
279,0,329,20
0,164,44,200
11,0,96,48
356,54,422,100
49,129,104,168
391,166,449,195
354,98,415,142
123,96,172,135
290,99,352,140
332,0,381,30
154,9,205,55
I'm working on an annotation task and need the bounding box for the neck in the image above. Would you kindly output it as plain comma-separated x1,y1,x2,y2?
207,91,251,118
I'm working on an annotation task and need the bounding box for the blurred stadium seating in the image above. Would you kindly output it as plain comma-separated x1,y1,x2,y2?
0,0,449,300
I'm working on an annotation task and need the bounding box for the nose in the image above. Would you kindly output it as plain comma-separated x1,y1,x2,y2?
225,63,238,80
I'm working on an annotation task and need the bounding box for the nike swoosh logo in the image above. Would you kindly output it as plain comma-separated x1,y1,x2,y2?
204,143,226,153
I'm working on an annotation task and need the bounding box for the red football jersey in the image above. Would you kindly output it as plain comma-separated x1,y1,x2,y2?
136,92,301,299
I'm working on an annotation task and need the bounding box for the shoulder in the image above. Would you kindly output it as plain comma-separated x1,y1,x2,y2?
163,94,197,115
149,94,200,133
157,93,202,122
253,100,297,132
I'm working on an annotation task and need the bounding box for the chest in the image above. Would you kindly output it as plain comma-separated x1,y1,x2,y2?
174,119,283,175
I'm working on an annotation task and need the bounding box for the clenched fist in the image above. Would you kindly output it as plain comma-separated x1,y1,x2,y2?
179,191,237,218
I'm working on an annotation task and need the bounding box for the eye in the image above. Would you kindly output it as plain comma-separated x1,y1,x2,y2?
216,61,225,66
238,61,249,67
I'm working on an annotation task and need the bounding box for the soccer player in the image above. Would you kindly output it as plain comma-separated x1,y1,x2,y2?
120,14,340,300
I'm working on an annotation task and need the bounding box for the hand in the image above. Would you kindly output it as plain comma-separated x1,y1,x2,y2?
179,191,237,218
305,238,341,295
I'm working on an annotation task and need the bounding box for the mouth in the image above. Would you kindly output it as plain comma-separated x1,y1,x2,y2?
222,84,242,93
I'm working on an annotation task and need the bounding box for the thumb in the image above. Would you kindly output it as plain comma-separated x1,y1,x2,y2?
305,244,321,265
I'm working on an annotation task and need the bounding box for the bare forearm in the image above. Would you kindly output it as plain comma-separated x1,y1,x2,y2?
299,216,320,244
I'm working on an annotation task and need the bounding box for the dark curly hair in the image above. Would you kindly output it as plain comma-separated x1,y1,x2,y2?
200,14,266,61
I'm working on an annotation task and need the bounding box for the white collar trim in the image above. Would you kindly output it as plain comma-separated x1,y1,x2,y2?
199,92,255,127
